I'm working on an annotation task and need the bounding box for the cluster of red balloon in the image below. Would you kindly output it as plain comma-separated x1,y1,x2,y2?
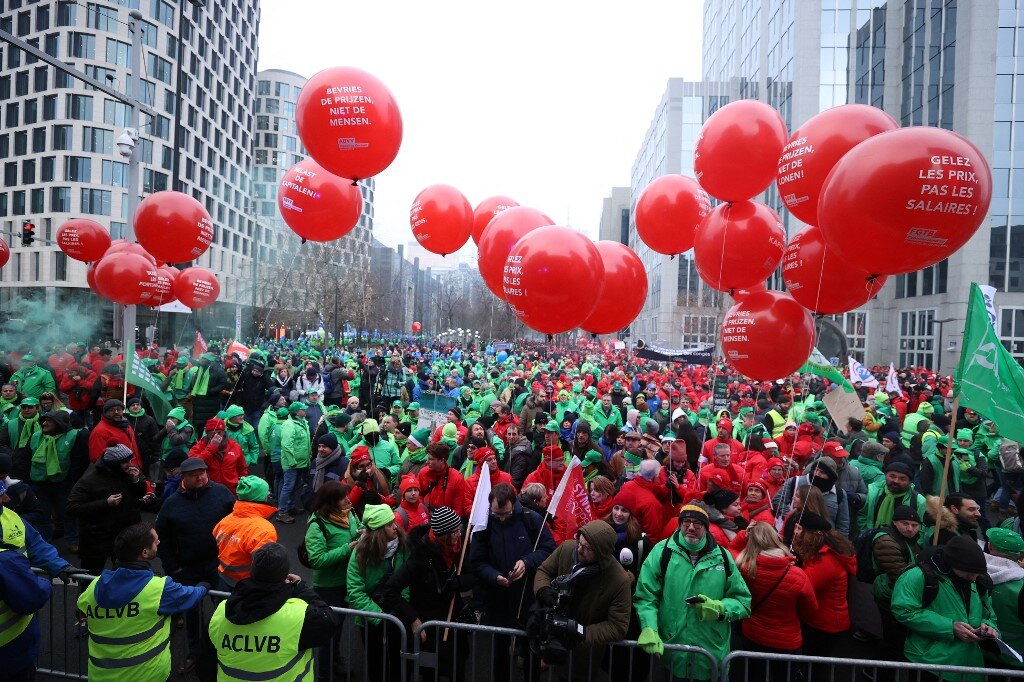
59,191,221,310
279,67,403,242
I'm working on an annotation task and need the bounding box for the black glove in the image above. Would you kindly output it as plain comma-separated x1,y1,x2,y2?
56,567,82,585
536,586,558,608
195,581,212,591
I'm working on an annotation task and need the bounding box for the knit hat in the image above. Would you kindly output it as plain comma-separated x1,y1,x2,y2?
399,474,420,497
408,428,431,449
796,511,832,532
449,406,462,420
766,456,785,470
763,440,779,450
874,393,890,406
250,542,290,583
881,431,901,444
987,527,1024,556
349,445,372,466
205,418,226,432
746,480,770,500
361,419,380,435
429,506,462,536
716,418,733,431
317,433,339,450
956,428,974,442
101,399,124,413
362,504,397,530
167,406,186,421
671,407,687,421
884,461,915,479
703,489,739,511
225,404,245,419
441,423,458,439
236,476,270,502
102,444,133,464
472,446,495,466
164,447,188,470
543,445,563,462
944,535,988,573
276,407,289,419
892,505,921,523
288,401,306,414
678,503,710,528
329,412,352,428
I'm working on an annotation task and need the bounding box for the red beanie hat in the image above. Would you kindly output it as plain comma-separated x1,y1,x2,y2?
472,446,495,466
350,445,372,466
399,474,419,497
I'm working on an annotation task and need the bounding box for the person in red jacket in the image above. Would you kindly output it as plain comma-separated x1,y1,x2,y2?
490,403,519,444
394,474,430,531
60,363,98,423
87,399,142,468
429,407,468,445
734,522,818,678
774,422,798,455
700,418,744,461
742,480,775,525
664,440,699,509
614,459,672,543
760,457,788,501
791,510,857,668
522,445,568,502
188,418,248,496
698,442,746,494
703,488,746,550
463,446,514,510
418,442,469,518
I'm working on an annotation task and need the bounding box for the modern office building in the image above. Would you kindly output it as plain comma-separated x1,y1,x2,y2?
697,0,1020,370
598,186,630,244
0,0,261,341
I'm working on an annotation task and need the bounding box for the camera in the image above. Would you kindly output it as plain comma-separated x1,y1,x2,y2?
527,565,598,665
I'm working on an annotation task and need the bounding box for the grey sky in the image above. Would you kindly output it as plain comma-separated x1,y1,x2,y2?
257,1,704,254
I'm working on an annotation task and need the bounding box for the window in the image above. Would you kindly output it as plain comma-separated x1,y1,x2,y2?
4,163,16,186
52,125,72,150
50,187,71,212
102,159,127,187
12,191,25,216
139,20,158,48
109,221,126,240
82,127,112,153
65,94,93,120
44,33,59,58
35,5,50,30
143,169,167,193
86,4,118,31
83,65,116,92
0,194,7,218
140,81,155,106
30,188,43,213
0,135,7,158
4,102,18,127
31,128,45,153
22,159,35,184
34,67,47,93
67,32,96,59
146,54,172,84
42,94,56,120
56,1,76,26
898,309,936,369
81,188,111,215
105,38,131,67
151,0,174,28
15,71,28,97
55,252,67,281
103,100,130,127
23,99,36,124
0,76,9,100
40,157,54,182
257,80,270,95
64,156,91,182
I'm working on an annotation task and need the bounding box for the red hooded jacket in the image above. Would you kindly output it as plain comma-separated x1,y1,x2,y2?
738,553,818,649
189,437,248,496
801,545,858,633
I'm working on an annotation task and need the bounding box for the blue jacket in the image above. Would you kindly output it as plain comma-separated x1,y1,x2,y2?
88,562,206,614
154,482,234,581
21,517,71,576
0,550,52,673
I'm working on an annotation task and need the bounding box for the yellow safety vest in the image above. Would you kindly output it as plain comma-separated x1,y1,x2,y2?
208,597,312,681
77,575,171,681
766,409,786,438
0,507,31,647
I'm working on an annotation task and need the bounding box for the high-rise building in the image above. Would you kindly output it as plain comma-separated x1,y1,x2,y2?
0,0,259,340
700,0,1019,371
598,186,630,244
250,68,374,334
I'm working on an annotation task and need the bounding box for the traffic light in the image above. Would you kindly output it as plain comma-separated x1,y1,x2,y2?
20,222,34,247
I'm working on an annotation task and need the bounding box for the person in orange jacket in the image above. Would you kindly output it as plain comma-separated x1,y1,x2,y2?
212,475,277,589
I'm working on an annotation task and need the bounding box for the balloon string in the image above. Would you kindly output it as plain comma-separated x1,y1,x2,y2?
810,237,828,362
255,239,308,342
718,203,731,296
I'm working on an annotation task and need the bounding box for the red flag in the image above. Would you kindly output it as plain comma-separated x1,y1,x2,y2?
552,463,592,540
193,330,207,358
227,340,249,361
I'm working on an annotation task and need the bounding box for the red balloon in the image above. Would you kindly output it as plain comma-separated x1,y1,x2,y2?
104,240,157,264
0,240,8,268
477,207,554,299
730,281,767,303
720,291,816,381
694,100,788,202
503,226,603,335
410,184,473,256
694,201,786,292
278,158,363,242
580,242,648,335
295,67,403,180
56,219,111,262
134,191,213,263
86,261,98,291
471,196,519,246
634,175,711,255
411,321,422,333
93,253,156,305
777,104,898,225
174,267,220,309
819,127,992,275
782,227,887,314
140,265,178,307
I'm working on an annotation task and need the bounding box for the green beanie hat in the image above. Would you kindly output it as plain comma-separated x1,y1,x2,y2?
236,476,269,502
288,401,306,414
276,407,289,419
874,393,890,406
215,410,228,420
167,406,186,421
362,504,397,530
956,428,974,442
918,402,934,416
225,404,245,419
987,527,1024,556
442,423,458,439
409,428,431,449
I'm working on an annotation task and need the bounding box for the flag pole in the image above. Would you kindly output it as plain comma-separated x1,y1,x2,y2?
933,395,960,546
442,523,473,642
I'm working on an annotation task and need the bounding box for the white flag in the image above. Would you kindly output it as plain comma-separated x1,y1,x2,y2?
886,363,901,394
468,465,492,533
547,455,582,516
980,284,999,330
848,356,879,388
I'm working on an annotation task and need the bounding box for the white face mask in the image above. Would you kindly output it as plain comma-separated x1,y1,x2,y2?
384,538,399,558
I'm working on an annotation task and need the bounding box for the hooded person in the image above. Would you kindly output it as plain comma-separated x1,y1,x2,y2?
157,405,196,467
188,352,229,431
9,354,55,399
984,527,1024,668
212,476,277,589
394,474,430,531
310,433,348,494
124,396,160,472
614,459,672,543
224,404,260,469
345,445,395,517
772,456,851,537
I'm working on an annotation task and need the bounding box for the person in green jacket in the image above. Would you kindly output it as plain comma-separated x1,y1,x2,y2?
900,401,935,448
891,535,999,681
224,404,259,469
262,407,288,503
851,440,888,487
277,401,311,524
346,503,408,682
593,394,624,434
984,527,1024,669
10,355,55,399
634,502,752,680
359,419,402,487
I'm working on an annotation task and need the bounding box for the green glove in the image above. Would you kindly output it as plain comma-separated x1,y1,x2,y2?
695,595,725,622
638,627,664,656
958,459,971,472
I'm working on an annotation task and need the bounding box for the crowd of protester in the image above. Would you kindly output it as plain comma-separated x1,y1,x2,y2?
0,336,1022,681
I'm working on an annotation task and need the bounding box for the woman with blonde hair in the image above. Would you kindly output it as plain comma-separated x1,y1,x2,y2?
735,523,818,679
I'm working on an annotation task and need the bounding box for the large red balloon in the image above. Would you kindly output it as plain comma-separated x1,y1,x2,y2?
720,291,816,381
411,321,422,333
278,158,363,242
819,127,992,276
410,185,473,255
93,253,156,305
57,219,110,262
86,261,98,291
0,240,8,268
782,226,887,314
776,104,898,225
634,175,711,255
134,191,213,263
174,267,220,309
503,226,603,335
694,201,786,292
694,100,788,202
295,67,403,180
581,242,648,335
140,265,177,307
477,207,554,299
471,196,518,246
104,240,156,264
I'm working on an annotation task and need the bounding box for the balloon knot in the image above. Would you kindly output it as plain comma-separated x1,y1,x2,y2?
867,274,879,283
351,179,359,186
301,238,307,245
670,254,676,261
546,334,553,343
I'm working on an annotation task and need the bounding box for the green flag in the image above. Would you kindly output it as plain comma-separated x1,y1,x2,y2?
799,347,855,393
954,283,1024,444
124,339,172,423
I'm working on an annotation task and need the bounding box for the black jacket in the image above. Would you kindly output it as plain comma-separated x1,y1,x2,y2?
126,411,160,468
236,365,274,413
66,460,150,556
154,482,234,580
219,578,340,651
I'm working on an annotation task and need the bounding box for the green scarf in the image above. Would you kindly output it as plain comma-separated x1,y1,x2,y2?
190,366,210,397
403,446,428,464
31,434,62,478
875,488,905,528
128,407,146,418
624,449,644,466
0,397,15,414
17,414,40,449
680,532,708,553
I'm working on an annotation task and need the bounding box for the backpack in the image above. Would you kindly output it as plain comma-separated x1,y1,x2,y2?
320,371,334,397
854,527,895,583
297,514,328,568
659,534,733,580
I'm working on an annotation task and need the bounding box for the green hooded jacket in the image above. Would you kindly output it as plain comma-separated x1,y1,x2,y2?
345,545,408,626
281,416,311,469
306,510,362,589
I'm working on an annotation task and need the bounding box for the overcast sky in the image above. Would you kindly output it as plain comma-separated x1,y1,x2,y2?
257,1,704,257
